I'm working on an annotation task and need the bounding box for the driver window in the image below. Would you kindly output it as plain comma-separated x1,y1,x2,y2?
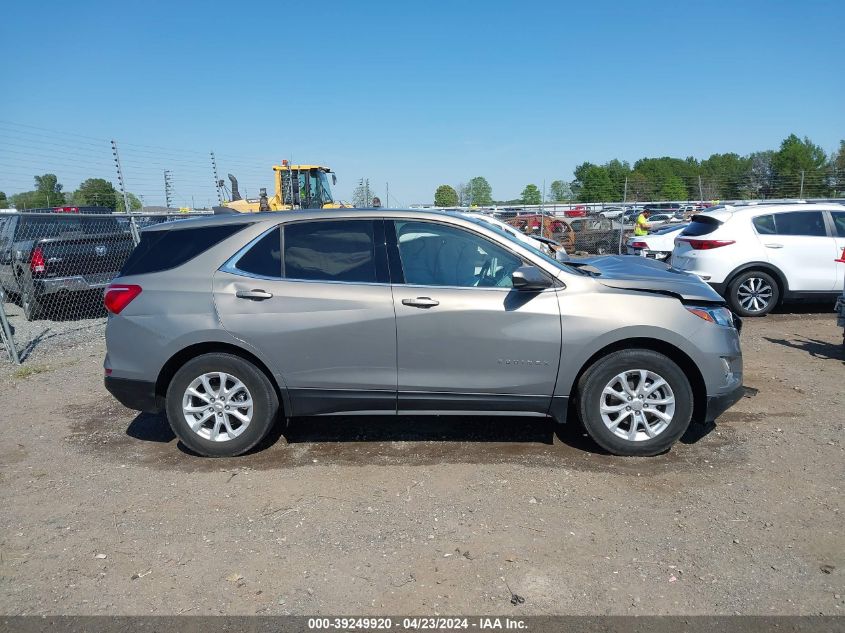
394,220,522,288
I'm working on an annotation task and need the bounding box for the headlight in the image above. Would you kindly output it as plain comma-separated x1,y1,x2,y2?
685,305,735,327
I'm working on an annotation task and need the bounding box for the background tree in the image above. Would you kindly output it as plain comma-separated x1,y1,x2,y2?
700,153,750,199
771,134,828,197
466,176,493,206
548,180,572,202
625,171,652,201
116,192,142,212
578,166,615,202
0,191,8,209
454,182,469,206
434,184,459,207
520,184,542,205
746,151,775,199
603,159,631,200
659,175,687,201
11,173,67,208
830,140,845,197
72,178,120,209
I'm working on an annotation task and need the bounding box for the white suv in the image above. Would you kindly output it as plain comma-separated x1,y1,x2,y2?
672,202,845,316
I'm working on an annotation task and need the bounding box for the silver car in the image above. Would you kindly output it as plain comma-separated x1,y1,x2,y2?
104,209,743,458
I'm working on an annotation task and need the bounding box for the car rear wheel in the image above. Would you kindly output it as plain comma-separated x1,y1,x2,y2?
577,349,693,456
165,353,279,457
728,270,779,317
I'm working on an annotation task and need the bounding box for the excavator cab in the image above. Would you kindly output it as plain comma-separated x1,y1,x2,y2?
277,164,337,209
223,161,342,212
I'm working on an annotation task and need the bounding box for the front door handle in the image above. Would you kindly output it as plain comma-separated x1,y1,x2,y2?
764,243,783,249
402,296,440,308
236,289,273,301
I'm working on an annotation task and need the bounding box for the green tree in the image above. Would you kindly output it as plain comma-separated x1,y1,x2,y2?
466,176,493,206
659,176,687,201
0,191,8,209
434,184,459,207
626,170,652,201
603,159,631,200
520,184,542,205
11,173,67,208
830,140,845,196
548,180,572,202
73,178,120,209
700,153,750,199
771,134,828,197
578,166,616,202
116,192,142,212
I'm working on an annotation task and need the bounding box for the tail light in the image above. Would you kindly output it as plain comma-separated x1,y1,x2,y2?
631,241,648,249
104,284,142,314
679,238,735,250
30,246,45,273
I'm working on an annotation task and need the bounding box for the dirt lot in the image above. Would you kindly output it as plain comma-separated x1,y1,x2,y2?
0,309,843,616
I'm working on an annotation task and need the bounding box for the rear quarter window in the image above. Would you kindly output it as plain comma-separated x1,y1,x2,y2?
120,223,248,276
681,216,721,237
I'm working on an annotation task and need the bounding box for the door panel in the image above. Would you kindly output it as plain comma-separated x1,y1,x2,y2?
394,286,562,407
760,211,836,291
831,211,845,291
214,272,398,412
388,219,562,413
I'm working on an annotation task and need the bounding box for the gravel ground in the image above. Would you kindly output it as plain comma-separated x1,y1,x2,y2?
0,309,842,615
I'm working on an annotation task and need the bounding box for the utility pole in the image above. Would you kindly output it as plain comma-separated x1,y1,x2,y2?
386,182,389,208
698,175,704,202
623,176,628,203
210,151,222,205
799,170,805,198
111,140,139,243
164,170,174,209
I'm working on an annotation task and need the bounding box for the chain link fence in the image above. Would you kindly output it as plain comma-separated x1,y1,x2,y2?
0,210,211,364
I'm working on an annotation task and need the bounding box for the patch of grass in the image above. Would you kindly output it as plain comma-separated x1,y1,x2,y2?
11,360,76,379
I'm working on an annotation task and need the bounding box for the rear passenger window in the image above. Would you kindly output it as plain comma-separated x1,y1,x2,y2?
121,223,248,276
232,227,282,278
752,215,776,234
771,211,826,237
831,211,845,238
283,220,376,283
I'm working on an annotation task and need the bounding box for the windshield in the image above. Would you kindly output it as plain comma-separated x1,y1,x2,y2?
313,170,334,205
459,214,583,275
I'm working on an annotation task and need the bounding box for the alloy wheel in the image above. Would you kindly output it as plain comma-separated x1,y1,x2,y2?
599,369,676,442
181,372,254,442
737,277,773,313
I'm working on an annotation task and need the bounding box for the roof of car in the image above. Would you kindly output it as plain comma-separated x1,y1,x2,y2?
142,208,480,232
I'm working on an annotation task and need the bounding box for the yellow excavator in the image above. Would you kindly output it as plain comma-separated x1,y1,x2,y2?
222,161,346,212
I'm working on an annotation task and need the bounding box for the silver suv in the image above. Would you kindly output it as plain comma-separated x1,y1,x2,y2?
104,210,743,457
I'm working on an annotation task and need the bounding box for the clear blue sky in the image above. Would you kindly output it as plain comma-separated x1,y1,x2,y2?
2,0,843,206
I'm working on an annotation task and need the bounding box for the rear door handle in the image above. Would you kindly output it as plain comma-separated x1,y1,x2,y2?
402,296,439,308
764,243,783,249
236,289,273,301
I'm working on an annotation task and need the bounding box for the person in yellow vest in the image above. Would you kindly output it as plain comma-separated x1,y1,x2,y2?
634,209,651,236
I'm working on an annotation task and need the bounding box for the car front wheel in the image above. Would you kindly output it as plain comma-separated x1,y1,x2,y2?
165,353,279,457
577,349,693,456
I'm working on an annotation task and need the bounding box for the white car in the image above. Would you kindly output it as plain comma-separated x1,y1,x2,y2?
626,223,688,261
600,206,626,219
459,212,568,261
671,202,845,316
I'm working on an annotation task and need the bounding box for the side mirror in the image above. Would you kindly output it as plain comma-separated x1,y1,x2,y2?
511,266,553,291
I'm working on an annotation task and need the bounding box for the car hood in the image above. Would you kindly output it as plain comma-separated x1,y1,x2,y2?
572,255,724,303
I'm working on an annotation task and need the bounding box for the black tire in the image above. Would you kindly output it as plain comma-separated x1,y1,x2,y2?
727,270,780,317
576,349,694,456
165,353,279,457
21,285,41,321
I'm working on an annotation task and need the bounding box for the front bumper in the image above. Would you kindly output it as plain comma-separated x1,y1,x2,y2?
705,384,745,422
104,376,162,413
